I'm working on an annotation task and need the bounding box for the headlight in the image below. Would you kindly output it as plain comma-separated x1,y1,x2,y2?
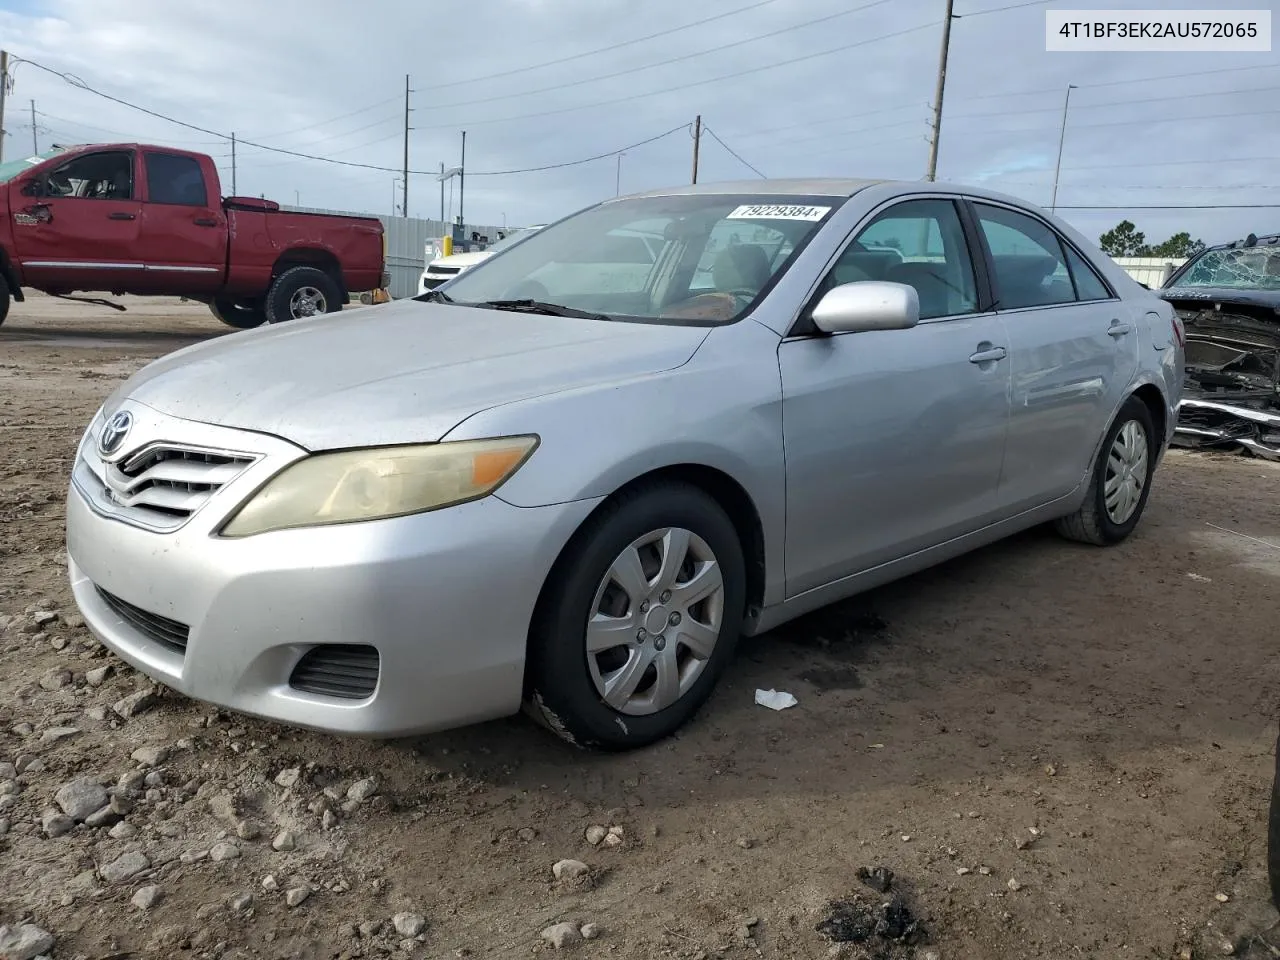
219,436,538,538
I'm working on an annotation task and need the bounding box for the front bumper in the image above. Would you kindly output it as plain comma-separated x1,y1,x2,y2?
1174,398,1280,461
65,406,600,737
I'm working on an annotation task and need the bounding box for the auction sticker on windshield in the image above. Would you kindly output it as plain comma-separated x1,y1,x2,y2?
726,204,831,221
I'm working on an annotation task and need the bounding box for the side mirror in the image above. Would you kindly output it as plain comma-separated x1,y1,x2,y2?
20,178,45,198
810,281,920,334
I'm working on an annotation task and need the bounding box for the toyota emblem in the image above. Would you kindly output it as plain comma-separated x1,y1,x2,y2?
97,410,133,457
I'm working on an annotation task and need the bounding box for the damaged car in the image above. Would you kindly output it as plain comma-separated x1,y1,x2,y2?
1161,233,1280,460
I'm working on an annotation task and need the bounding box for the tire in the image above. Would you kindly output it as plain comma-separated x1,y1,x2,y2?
264,265,343,324
0,272,11,328
1269,720,1280,910
525,481,747,750
210,297,267,330
1054,395,1156,545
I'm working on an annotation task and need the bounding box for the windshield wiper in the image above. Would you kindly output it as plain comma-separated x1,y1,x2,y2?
468,299,613,322
414,289,454,303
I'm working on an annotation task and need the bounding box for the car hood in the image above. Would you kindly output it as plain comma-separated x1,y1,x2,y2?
429,251,491,269
108,300,710,450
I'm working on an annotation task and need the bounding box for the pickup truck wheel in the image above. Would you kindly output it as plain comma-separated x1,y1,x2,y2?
210,297,267,329
265,266,343,324
0,273,11,328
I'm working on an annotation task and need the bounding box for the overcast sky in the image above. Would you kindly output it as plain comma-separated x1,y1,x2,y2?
1,0,1276,247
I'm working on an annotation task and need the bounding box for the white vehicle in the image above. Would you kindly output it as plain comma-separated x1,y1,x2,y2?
418,225,545,294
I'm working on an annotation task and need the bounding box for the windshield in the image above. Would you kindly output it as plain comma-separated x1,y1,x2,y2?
1167,245,1280,292
0,148,72,184
440,194,844,324
484,227,540,254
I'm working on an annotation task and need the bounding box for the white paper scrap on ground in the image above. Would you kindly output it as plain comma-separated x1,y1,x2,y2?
755,688,798,711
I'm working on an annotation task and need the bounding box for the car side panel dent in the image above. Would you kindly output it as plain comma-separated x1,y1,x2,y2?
444,321,788,607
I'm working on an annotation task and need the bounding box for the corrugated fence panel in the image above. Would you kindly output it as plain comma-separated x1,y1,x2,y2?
281,206,502,299
1111,256,1189,289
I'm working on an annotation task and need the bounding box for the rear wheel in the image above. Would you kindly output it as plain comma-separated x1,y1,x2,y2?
525,481,746,750
209,297,266,329
1054,395,1156,545
0,273,11,328
264,266,343,324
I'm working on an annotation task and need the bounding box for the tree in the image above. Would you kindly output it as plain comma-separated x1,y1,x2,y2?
1099,220,1147,257
1148,232,1206,258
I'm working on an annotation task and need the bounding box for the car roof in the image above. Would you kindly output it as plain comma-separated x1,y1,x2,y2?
623,178,884,199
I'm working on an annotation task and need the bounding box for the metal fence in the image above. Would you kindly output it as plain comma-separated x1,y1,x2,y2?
281,205,502,300
1112,256,1189,288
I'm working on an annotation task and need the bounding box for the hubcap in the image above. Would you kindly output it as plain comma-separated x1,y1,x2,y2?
1104,419,1149,525
585,527,725,717
289,285,327,318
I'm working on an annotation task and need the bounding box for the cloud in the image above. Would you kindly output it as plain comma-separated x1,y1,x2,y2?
1,0,1277,245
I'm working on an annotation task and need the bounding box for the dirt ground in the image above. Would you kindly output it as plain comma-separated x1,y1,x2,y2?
2,292,1280,960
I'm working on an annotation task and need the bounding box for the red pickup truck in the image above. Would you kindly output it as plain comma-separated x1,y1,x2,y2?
0,143,387,329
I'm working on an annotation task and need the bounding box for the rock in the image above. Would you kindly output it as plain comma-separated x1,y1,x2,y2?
55,777,109,821
956,867,972,876
857,866,895,893
321,809,339,830
41,809,75,837
39,668,71,690
553,859,590,881
100,850,150,882
210,841,241,861
113,687,159,719
110,793,135,816
17,757,42,775
540,923,583,950
84,706,108,722
0,819,9,837
132,885,163,910
41,725,81,742
1007,878,1022,892
272,830,297,852
347,778,378,803
1216,892,1231,903
85,665,112,687
736,837,754,849
10,723,33,737
261,874,280,892
131,745,169,767
358,920,383,938
33,610,58,626
392,913,426,937
84,804,122,828
274,767,302,789
144,771,165,788
0,779,18,798
0,763,14,780
65,613,84,629
581,923,603,941
0,923,56,960
603,826,624,847
208,792,237,821
118,770,147,795
285,886,311,908
109,822,138,840
585,825,608,846
978,866,992,876
230,892,254,913
236,820,261,841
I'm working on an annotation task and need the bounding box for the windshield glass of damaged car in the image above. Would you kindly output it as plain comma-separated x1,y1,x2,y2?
1169,245,1280,292
439,194,843,324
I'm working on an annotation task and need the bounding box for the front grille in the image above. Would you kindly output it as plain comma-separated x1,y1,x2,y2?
95,586,189,654
428,265,461,276
289,645,380,700
79,442,256,531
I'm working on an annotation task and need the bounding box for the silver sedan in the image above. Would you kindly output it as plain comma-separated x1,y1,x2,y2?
65,178,1183,750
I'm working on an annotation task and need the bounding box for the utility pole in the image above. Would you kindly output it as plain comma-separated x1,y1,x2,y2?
691,115,702,185
402,74,412,217
1050,84,1077,216
0,50,10,164
439,162,445,224
458,130,466,234
30,99,37,154
925,0,956,181
615,152,624,196
230,133,237,195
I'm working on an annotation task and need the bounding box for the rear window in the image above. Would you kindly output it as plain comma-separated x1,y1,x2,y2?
145,153,208,206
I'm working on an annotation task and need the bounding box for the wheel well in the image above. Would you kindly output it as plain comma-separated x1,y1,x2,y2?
1132,384,1167,447
0,249,24,301
272,248,346,295
576,465,768,626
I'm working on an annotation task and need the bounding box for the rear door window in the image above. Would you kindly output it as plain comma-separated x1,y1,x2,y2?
145,153,208,206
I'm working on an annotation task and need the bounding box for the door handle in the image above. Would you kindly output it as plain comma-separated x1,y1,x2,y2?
108,211,136,221
1107,320,1132,338
969,345,1007,364
193,217,218,227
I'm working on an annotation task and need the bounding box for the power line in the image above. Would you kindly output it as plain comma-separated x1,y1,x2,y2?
947,81,1280,122
242,96,401,140
1057,204,1280,210
961,0,1057,16
415,0,784,93
425,0,895,112
702,126,767,178
469,123,691,176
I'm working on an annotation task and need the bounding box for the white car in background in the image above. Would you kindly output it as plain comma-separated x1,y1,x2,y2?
418,225,545,294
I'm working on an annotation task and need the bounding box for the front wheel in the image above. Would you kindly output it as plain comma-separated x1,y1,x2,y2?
525,482,746,750
1054,395,1157,545
264,266,343,324
0,273,11,328
210,297,267,329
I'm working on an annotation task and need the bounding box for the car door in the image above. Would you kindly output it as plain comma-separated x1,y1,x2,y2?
137,151,224,294
10,149,143,291
967,200,1138,514
779,196,1011,597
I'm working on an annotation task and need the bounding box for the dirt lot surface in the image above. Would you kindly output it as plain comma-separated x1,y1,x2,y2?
2,293,1280,960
